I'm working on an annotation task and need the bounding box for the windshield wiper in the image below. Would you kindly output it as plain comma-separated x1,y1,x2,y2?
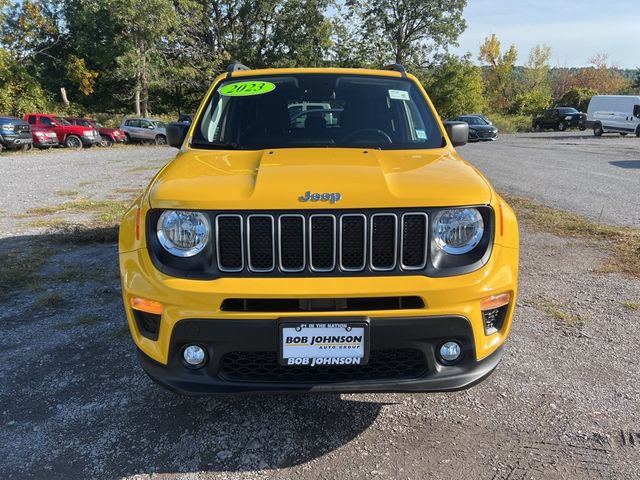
190,140,244,150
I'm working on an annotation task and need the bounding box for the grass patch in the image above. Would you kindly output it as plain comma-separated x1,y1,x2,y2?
35,292,64,308
21,199,130,227
126,166,159,173
78,180,97,187
535,299,585,325
489,114,532,133
49,225,119,244
622,301,640,311
503,193,640,278
24,218,73,229
55,190,79,197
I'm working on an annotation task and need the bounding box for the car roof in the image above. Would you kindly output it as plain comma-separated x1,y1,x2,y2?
0,116,26,122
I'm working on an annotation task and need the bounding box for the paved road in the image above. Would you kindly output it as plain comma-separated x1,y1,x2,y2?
460,132,640,227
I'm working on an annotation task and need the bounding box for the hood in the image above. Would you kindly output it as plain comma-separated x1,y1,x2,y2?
149,148,492,211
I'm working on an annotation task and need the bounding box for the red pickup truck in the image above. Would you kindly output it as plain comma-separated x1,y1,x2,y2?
24,113,100,148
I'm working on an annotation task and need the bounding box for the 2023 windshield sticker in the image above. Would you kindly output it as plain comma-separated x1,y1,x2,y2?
218,81,276,96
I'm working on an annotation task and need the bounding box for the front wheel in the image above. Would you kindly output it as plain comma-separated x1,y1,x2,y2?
100,135,114,147
636,126,640,137
557,121,567,131
533,122,542,132
155,134,167,145
593,124,603,137
65,135,82,149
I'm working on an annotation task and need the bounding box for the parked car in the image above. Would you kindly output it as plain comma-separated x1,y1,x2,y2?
0,116,33,153
451,115,498,142
31,128,60,149
177,114,194,124
24,113,100,148
532,107,586,132
66,117,126,147
119,118,167,144
586,95,640,137
119,63,519,395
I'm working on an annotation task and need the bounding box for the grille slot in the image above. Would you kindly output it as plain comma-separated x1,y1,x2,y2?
310,215,336,271
278,215,305,272
213,210,428,274
247,215,275,272
220,349,427,383
401,213,428,269
216,215,244,272
370,214,397,271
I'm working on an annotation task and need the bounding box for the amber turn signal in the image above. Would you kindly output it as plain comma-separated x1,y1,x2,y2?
130,297,164,315
480,293,511,311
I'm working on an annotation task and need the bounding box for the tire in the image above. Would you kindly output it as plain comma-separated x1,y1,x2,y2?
533,122,542,132
0,143,4,154
557,121,567,132
22,143,33,152
124,133,132,143
155,134,167,145
100,135,114,147
593,123,603,137
64,135,82,149
636,126,640,137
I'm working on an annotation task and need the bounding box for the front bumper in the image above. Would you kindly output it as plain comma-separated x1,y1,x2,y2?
81,135,100,146
137,317,504,394
33,138,59,148
1,134,33,149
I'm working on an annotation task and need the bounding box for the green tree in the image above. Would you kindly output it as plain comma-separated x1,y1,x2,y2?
478,34,517,113
509,44,552,116
557,87,598,112
347,0,467,67
420,55,485,118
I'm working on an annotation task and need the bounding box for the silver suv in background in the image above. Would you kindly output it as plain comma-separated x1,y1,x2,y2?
119,118,167,144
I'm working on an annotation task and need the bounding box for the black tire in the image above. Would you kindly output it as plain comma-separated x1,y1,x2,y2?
533,122,542,132
22,143,33,152
636,126,640,137
155,134,167,145
100,135,114,147
64,135,82,149
557,121,567,132
593,123,603,137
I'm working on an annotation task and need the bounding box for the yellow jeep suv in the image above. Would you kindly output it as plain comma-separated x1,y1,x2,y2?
119,63,519,394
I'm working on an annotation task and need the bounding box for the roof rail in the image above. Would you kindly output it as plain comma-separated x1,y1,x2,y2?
226,62,251,76
381,63,407,77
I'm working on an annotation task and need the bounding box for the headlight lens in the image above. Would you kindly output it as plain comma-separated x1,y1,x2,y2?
157,210,210,257
433,208,484,255
564,116,572,120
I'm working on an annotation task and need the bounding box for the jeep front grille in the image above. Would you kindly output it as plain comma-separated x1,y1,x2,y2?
214,211,428,274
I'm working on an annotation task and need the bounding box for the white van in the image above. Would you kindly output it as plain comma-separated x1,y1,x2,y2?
586,95,640,137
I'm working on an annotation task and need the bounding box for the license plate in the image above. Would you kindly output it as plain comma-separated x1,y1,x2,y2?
279,320,369,367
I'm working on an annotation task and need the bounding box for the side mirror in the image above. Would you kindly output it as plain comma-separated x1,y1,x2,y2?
166,122,189,148
442,121,468,147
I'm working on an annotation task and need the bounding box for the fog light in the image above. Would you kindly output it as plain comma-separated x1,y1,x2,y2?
183,345,206,367
439,341,462,364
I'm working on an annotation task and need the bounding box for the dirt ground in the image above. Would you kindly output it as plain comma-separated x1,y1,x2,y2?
1,142,639,479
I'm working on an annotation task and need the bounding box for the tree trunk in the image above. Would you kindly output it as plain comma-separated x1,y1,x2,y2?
60,87,70,106
134,88,141,116
141,47,149,118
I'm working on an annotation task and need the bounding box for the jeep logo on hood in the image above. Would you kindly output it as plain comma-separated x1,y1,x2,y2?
298,191,342,204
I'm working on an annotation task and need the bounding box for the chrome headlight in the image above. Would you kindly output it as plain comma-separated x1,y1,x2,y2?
564,116,572,120
157,210,210,257
433,208,484,255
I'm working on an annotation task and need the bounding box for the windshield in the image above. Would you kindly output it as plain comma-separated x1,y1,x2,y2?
460,116,488,126
558,108,578,114
55,117,71,126
192,74,444,150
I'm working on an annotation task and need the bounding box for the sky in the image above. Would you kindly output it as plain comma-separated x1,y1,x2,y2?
452,0,640,69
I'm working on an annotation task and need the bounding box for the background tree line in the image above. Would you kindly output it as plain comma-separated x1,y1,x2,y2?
1,0,639,123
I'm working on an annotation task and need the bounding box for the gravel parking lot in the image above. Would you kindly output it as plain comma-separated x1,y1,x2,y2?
460,132,640,228
1,140,639,479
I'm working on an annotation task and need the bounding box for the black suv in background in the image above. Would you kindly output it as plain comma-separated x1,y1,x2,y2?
532,107,586,131
0,116,33,152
